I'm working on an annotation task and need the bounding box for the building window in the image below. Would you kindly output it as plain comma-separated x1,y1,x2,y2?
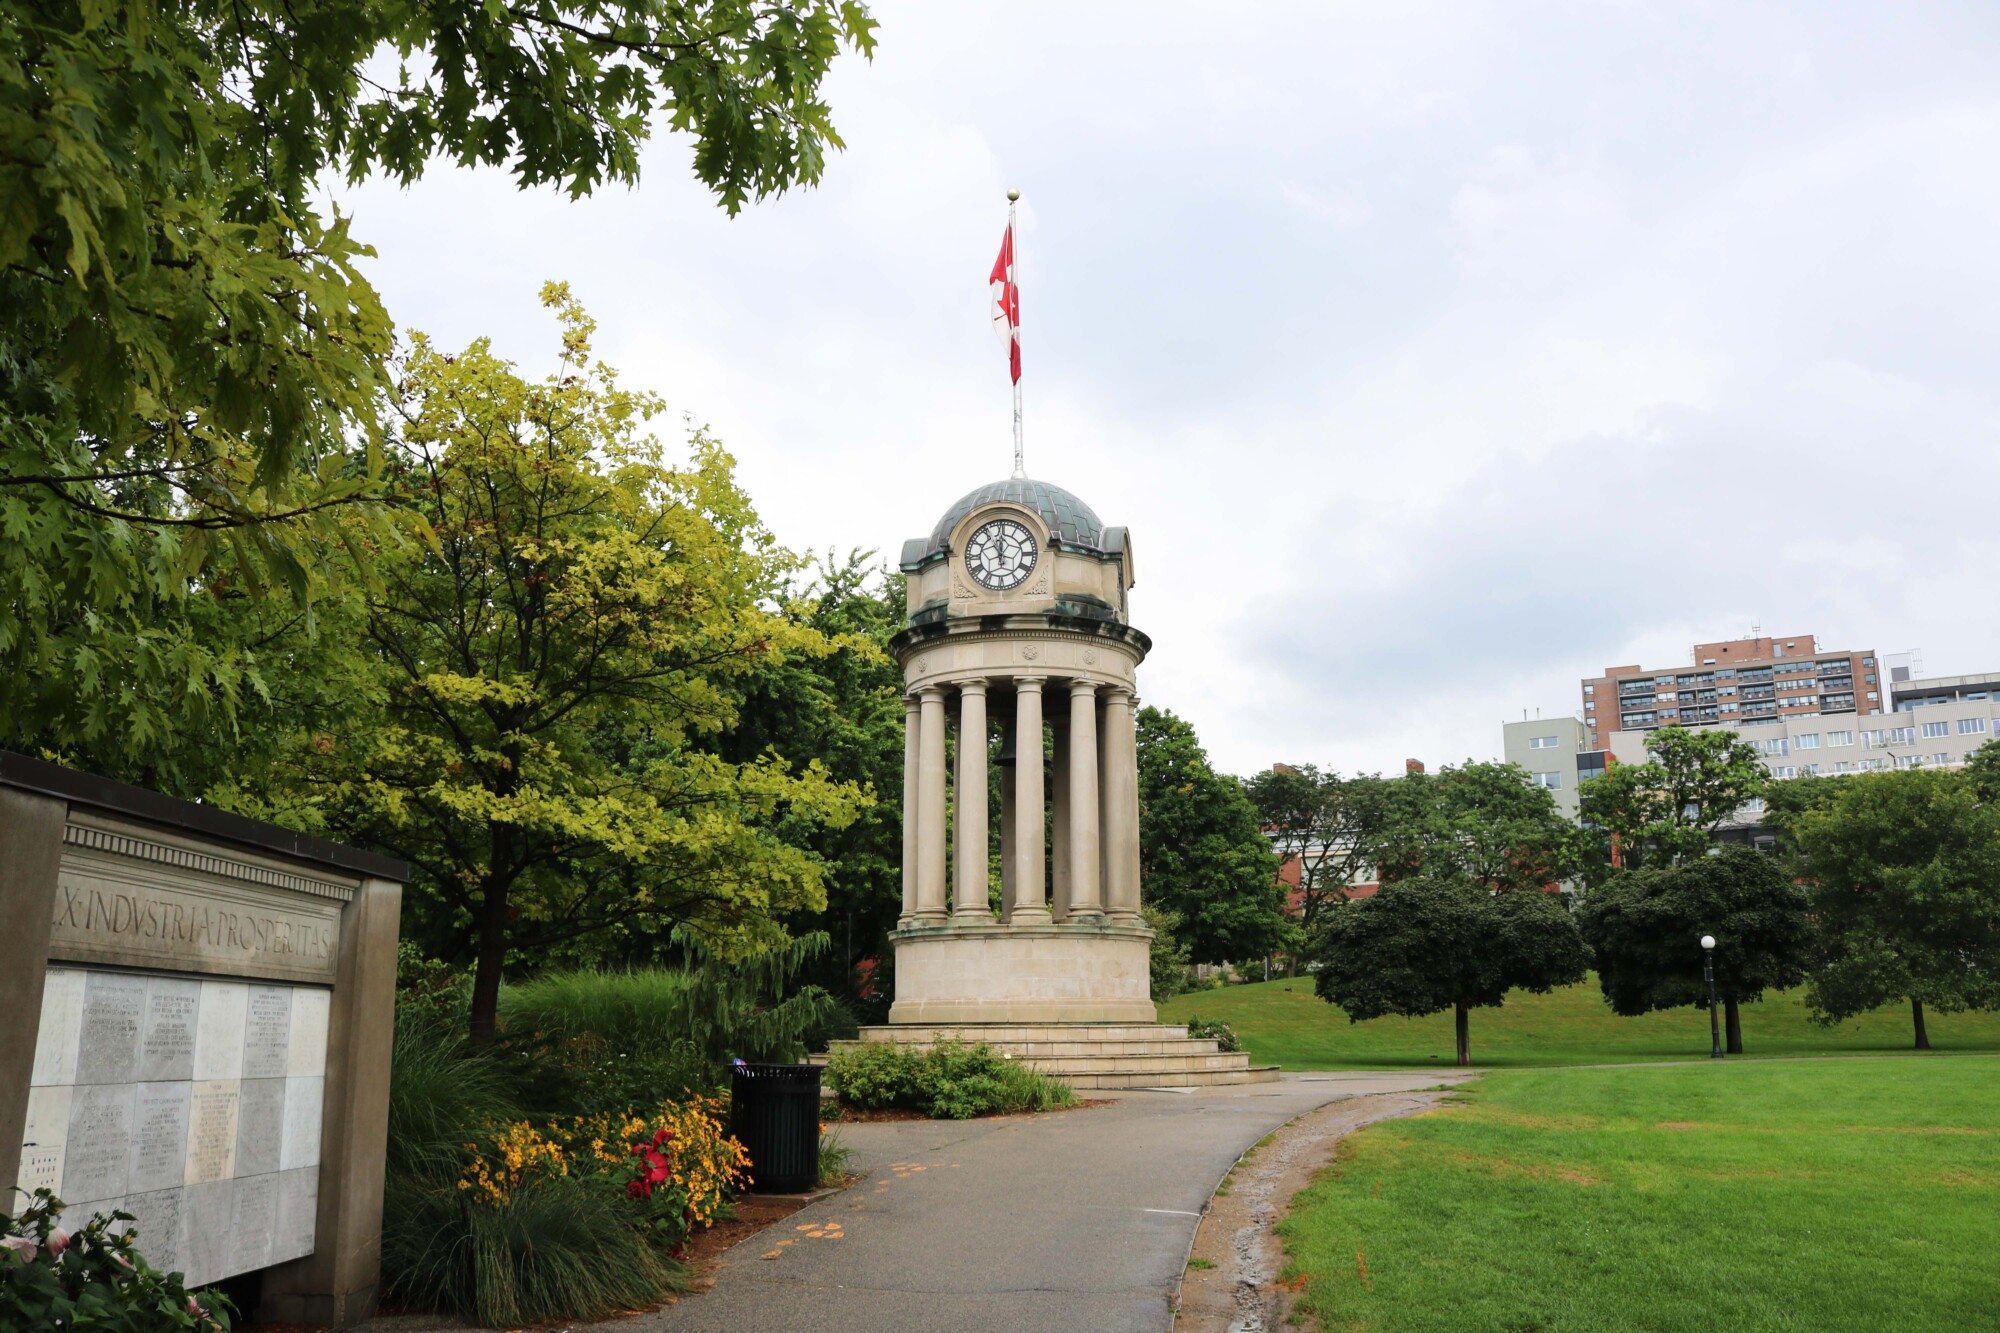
1932,753,1952,766
1585,701,1595,711
1889,726,1917,745
1862,758,1889,771
1740,797,1766,815
1804,763,1820,775
1867,691,1879,701
1959,718,1987,735
1529,735,1560,749
1922,721,1950,739
1531,771,1562,789
1762,738,1789,756
1897,755,1922,769
1834,761,1854,773
1771,766,1797,779
1584,684,1595,695
1826,730,1853,746
1795,733,1820,749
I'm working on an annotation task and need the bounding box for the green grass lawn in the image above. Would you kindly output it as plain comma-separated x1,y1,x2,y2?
1277,1059,2000,1332
1158,976,2000,1069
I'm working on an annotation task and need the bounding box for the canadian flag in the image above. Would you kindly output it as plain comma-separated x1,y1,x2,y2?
990,223,1021,384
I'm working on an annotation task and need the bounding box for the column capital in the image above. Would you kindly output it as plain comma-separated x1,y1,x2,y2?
1013,675,1047,689
916,684,947,702
904,693,923,713
957,676,989,695
1068,679,1099,699
1101,684,1137,703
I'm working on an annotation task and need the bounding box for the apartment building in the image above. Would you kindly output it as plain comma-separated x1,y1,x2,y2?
1501,716,1592,815
1579,633,1882,750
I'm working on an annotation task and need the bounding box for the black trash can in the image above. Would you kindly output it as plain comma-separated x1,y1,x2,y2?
728,1062,823,1194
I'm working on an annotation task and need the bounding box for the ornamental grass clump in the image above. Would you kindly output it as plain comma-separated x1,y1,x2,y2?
825,1040,1077,1119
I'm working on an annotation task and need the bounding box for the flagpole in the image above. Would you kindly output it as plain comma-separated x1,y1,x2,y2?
1008,187,1025,479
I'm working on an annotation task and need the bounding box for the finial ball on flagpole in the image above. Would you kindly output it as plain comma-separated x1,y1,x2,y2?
1006,188,1020,201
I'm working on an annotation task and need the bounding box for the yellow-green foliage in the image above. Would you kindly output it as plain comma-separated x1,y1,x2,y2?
279,287,876,1036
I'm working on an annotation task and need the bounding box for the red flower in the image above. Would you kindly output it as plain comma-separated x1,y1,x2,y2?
626,1178,649,1199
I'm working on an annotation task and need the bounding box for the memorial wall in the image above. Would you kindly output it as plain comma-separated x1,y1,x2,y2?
1,755,405,1328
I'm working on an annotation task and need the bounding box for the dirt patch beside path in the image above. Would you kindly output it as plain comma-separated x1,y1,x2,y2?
1173,1085,1467,1333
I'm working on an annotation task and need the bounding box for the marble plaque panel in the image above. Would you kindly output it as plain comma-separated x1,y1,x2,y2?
139,977,200,1082
191,982,247,1081
61,1082,135,1205
31,968,86,1086
75,971,148,1086
228,1171,277,1274
184,1081,239,1185
129,1082,192,1194
178,1178,232,1289
273,1167,318,1265
123,1186,184,1275
23,1084,72,1155
286,988,330,1078
16,1146,64,1208
234,1078,286,1177
243,986,293,1078
279,1076,323,1171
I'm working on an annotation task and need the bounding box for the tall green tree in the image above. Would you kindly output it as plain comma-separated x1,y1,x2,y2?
1575,847,1812,1054
1136,707,1287,965
1376,761,1580,892
1244,765,1396,933
1579,725,1766,870
1311,875,1589,1066
281,289,869,1041
1782,769,2000,1049
2,0,876,783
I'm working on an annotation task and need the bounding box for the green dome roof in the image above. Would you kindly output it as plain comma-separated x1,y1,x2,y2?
925,478,1105,557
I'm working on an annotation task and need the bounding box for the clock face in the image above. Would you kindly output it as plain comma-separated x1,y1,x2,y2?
963,518,1039,591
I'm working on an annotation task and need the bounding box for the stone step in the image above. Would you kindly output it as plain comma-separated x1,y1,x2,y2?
848,1024,1202,1044
822,1038,1223,1059
1064,1065,1281,1090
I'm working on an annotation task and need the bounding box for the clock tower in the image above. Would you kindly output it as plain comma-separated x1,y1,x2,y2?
817,476,1276,1086
887,476,1152,1021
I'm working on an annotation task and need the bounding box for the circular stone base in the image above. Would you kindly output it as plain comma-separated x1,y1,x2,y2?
886,921,1157,1024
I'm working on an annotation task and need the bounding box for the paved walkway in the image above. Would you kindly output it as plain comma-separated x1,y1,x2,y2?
615,1071,1461,1333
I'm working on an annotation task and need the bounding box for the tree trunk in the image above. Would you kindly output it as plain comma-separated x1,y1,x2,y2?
469,880,510,1046
1912,996,1931,1051
1724,997,1743,1055
1455,1000,1471,1067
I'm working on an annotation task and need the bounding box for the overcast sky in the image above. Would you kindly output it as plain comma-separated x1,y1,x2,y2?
338,2,2000,779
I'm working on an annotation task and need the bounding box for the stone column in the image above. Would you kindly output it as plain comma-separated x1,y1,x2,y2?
1102,686,1142,924
997,715,1016,924
1010,678,1050,923
953,679,990,920
1066,681,1103,921
1050,717,1071,921
916,686,949,921
0,786,66,1205
899,694,921,927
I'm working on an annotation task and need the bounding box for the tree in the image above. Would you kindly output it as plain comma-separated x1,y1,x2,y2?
1244,765,1396,934
2,0,877,779
1137,708,1287,965
1784,769,2000,1049
1578,725,1766,869
283,289,868,1041
1311,876,1589,1065
1142,903,1193,1002
1575,847,1812,1054
1375,761,1580,892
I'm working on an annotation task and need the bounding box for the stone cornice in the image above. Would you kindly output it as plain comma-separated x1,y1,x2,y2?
64,823,358,903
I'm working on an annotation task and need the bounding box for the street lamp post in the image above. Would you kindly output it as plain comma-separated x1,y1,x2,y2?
1701,933,1722,1059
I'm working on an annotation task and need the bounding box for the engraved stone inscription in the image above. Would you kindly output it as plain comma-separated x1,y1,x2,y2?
139,978,200,1082
234,1079,286,1177
274,1167,318,1264
31,968,86,1086
123,1187,184,1274
228,1172,277,1274
17,1147,63,1203
243,986,292,1078
192,982,247,1081
75,972,147,1086
179,1179,232,1289
184,1081,239,1185
279,1076,323,1170
129,1083,192,1194
286,988,330,1078
61,1083,135,1204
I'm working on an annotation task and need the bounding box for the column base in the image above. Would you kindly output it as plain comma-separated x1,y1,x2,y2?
888,920,1155,1025
1008,907,1053,925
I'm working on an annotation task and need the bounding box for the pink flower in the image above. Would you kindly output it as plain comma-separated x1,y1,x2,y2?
187,1295,210,1320
45,1228,68,1258
1,1235,35,1261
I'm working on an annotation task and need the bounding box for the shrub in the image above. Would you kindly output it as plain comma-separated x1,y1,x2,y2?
1186,1018,1242,1053
824,1041,1077,1118
3,1189,233,1331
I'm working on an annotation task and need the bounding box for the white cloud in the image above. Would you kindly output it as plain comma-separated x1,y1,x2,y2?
331,1,2000,778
